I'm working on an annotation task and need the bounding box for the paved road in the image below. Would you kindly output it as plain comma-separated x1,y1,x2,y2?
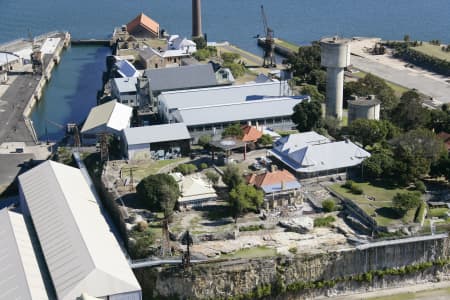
0,73,39,144
351,55,450,105
0,153,34,194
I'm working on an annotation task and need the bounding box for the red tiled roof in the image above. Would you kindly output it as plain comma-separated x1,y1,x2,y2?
437,132,450,151
241,125,263,142
246,170,296,188
127,13,160,36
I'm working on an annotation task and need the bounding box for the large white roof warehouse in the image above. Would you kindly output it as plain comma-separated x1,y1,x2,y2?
158,81,291,122
18,161,142,300
269,131,371,177
0,209,52,300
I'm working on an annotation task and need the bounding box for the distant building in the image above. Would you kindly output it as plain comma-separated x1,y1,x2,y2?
269,131,371,178
127,12,160,38
122,123,191,160
171,172,217,209
246,169,302,209
111,77,139,107
347,95,381,124
138,47,191,69
18,161,142,300
81,100,133,145
168,35,197,54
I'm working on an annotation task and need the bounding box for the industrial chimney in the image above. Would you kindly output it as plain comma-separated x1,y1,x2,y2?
320,37,351,120
192,0,203,38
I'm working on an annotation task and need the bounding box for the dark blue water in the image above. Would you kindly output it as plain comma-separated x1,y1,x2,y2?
30,46,111,140
2,0,449,140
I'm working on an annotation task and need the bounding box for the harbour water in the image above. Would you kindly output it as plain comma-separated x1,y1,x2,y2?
1,0,449,140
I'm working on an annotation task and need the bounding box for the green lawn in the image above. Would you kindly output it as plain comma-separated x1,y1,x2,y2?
221,246,277,259
330,182,416,226
428,208,449,218
413,42,450,62
121,158,186,181
274,38,299,52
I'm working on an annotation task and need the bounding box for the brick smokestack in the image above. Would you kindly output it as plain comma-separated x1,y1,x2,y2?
192,0,203,38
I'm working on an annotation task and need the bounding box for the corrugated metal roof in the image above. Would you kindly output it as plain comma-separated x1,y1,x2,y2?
144,64,218,92
124,123,191,145
160,81,289,110
81,100,132,134
18,161,141,300
113,77,138,93
173,97,304,126
270,132,371,173
0,209,50,300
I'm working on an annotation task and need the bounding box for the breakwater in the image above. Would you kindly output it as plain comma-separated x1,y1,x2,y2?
134,234,450,299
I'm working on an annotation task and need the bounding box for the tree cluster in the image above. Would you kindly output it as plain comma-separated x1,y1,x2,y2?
174,163,198,175
291,100,322,132
136,174,180,218
228,184,264,222
222,123,244,138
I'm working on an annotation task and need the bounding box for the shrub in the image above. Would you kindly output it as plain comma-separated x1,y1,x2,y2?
314,216,335,227
174,163,198,175
322,199,336,212
199,162,208,170
136,220,148,232
288,247,298,254
239,224,263,231
414,180,426,193
342,180,354,189
392,192,422,214
205,171,220,185
351,184,364,195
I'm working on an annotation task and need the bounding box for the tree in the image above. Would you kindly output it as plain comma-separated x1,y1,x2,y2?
391,90,430,131
362,148,396,179
222,123,244,138
192,36,206,49
228,184,264,222
347,119,398,147
322,199,336,212
257,134,273,147
222,164,243,190
286,43,321,83
198,135,212,148
403,34,410,42
291,100,322,132
430,155,450,181
390,129,446,183
323,116,340,138
344,73,399,117
205,170,220,185
392,192,421,215
136,174,180,218
300,84,325,102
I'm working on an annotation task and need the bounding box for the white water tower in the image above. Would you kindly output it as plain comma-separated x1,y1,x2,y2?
320,37,351,120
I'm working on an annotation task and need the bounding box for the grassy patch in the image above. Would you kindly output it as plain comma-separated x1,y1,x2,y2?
121,158,185,181
274,38,299,52
314,216,336,227
275,129,299,137
413,42,450,62
351,69,409,97
221,246,276,259
428,208,449,218
330,181,415,226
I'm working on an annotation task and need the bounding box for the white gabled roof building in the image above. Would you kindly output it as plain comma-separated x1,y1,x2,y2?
0,209,52,300
269,131,371,177
81,100,133,144
18,161,142,300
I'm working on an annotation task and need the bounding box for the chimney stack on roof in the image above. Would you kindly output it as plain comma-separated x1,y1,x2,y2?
192,0,203,38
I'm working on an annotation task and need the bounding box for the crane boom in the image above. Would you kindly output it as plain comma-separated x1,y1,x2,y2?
260,5,276,68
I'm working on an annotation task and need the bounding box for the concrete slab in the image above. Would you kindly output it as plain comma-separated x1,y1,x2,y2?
0,153,34,194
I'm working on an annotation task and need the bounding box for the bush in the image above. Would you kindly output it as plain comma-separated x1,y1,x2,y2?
199,162,208,170
342,180,355,189
288,247,298,254
392,192,422,214
414,180,426,193
128,228,155,259
205,170,220,185
174,163,197,175
351,184,364,195
314,216,335,227
224,62,246,78
322,199,336,212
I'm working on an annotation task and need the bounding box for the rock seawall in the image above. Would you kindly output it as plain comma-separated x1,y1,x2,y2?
134,234,450,299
